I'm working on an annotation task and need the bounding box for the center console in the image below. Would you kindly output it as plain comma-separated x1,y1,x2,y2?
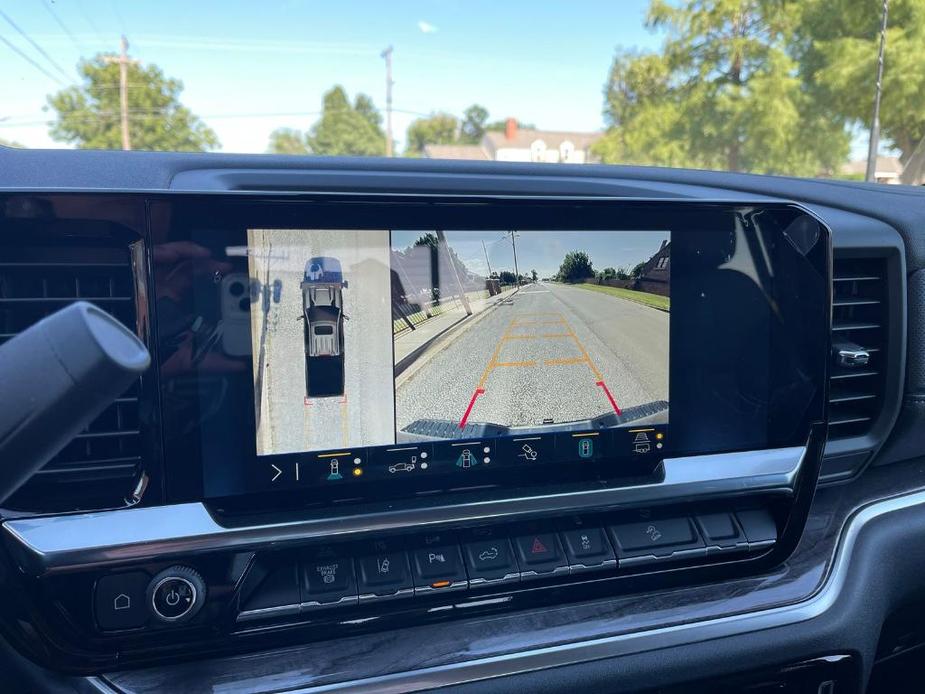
0,194,830,673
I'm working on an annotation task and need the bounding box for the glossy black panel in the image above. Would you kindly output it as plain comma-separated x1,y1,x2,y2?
147,196,829,509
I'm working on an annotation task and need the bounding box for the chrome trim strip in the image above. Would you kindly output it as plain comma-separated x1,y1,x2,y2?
1,446,804,576
232,486,925,694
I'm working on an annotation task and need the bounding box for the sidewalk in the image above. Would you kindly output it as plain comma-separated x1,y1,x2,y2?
394,286,519,374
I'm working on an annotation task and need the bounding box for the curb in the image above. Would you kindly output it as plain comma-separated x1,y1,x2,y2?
395,286,521,387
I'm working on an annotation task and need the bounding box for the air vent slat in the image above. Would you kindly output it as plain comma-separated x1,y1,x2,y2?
833,298,881,307
0,245,142,513
827,256,888,441
832,321,880,331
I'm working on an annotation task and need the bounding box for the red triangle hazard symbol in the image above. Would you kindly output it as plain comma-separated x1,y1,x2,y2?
531,537,547,554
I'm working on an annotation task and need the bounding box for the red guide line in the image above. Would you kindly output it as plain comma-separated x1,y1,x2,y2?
596,381,623,416
459,388,486,429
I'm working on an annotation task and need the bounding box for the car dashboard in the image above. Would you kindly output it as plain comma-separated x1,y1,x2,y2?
0,148,923,693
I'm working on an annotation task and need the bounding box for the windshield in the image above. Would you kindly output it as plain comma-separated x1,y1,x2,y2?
1,1,922,184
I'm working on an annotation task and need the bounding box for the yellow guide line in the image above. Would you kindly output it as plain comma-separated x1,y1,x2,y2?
544,356,587,366
495,360,537,367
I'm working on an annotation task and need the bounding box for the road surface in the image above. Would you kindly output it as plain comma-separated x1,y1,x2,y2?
395,282,668,432
248,229,395,455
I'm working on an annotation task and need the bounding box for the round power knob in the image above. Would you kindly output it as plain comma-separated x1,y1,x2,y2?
147,566,206,624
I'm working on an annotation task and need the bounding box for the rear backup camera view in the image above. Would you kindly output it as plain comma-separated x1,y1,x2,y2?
248,228,669,456
393,230,669,441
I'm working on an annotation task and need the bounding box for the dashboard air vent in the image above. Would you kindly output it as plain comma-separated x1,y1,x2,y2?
0,248,142,511
828,257,888,441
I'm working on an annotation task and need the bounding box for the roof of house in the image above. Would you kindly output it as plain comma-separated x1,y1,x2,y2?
483,128,602,152
842,155,904,176
422,144,490,160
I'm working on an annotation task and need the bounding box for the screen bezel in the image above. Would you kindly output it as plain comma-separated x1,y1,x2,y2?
150,195,829,511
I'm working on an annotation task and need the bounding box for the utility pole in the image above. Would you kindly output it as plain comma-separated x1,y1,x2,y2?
508,231,520,286
104,35,137,151
380,45,394,157
865,0,889,183
481,240,494,276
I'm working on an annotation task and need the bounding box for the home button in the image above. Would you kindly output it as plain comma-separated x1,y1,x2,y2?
94,571,150,631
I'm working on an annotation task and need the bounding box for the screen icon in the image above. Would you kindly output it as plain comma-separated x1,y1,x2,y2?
578,438,594,458
327,459,343,481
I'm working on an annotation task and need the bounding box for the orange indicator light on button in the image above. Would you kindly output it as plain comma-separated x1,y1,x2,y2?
431,580,452,589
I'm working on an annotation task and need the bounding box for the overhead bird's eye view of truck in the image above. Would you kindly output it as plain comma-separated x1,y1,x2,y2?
301,256,348,397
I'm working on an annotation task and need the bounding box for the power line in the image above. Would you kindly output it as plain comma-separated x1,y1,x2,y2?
41,0,84,52
0,8,73,83
0,33,66,86
75,0,104,42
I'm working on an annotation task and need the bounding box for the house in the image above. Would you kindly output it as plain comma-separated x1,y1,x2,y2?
841,156,904,184
639,239,670,287
423,119,601,163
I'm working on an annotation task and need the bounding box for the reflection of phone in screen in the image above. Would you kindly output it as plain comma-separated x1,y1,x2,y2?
220,273,253,357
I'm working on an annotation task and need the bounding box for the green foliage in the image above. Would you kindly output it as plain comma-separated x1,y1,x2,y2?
630,261,646,278
266,87,385,156
578,283,671,311
530,268,538,282
594,0,850,175
600,267,617,280
485,118,535,132
405,113,458,155
460,104,489,143
0,138,24,148
267,127,310,155
558,251,595,283
404,105,534,154
498,270,518,285
308,86,386,156
798,0,925,167
47,55,219,151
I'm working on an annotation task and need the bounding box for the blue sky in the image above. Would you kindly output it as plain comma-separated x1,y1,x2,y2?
0,0,657,152
391,230,669,279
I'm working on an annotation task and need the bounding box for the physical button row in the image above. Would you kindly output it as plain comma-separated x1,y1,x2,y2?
237,509,777,622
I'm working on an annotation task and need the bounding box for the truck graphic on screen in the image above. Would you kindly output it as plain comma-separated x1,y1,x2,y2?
301,257,348,398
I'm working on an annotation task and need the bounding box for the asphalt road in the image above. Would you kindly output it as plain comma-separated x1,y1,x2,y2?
248,229,395,456
395,282,669,432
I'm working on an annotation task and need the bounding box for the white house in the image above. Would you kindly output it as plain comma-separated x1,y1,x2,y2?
424,118,601,164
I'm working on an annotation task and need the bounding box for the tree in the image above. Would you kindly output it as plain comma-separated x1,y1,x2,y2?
601,267,617,280
354,93,382,130
630,261,646,279
307,86,386,156
593,1,850,176
460,104,489,143
798,0,925,171
616,266,631,280
530,268,538,282
558,251,595,283
486,118,535,132
47,55,219,151
405,113,458,155
267,127,310,155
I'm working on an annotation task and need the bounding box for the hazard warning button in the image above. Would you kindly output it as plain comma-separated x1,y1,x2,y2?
513,532,569,579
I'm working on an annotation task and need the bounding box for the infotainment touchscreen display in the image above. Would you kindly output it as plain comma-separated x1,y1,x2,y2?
246,228,669,476
152,197,829,506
